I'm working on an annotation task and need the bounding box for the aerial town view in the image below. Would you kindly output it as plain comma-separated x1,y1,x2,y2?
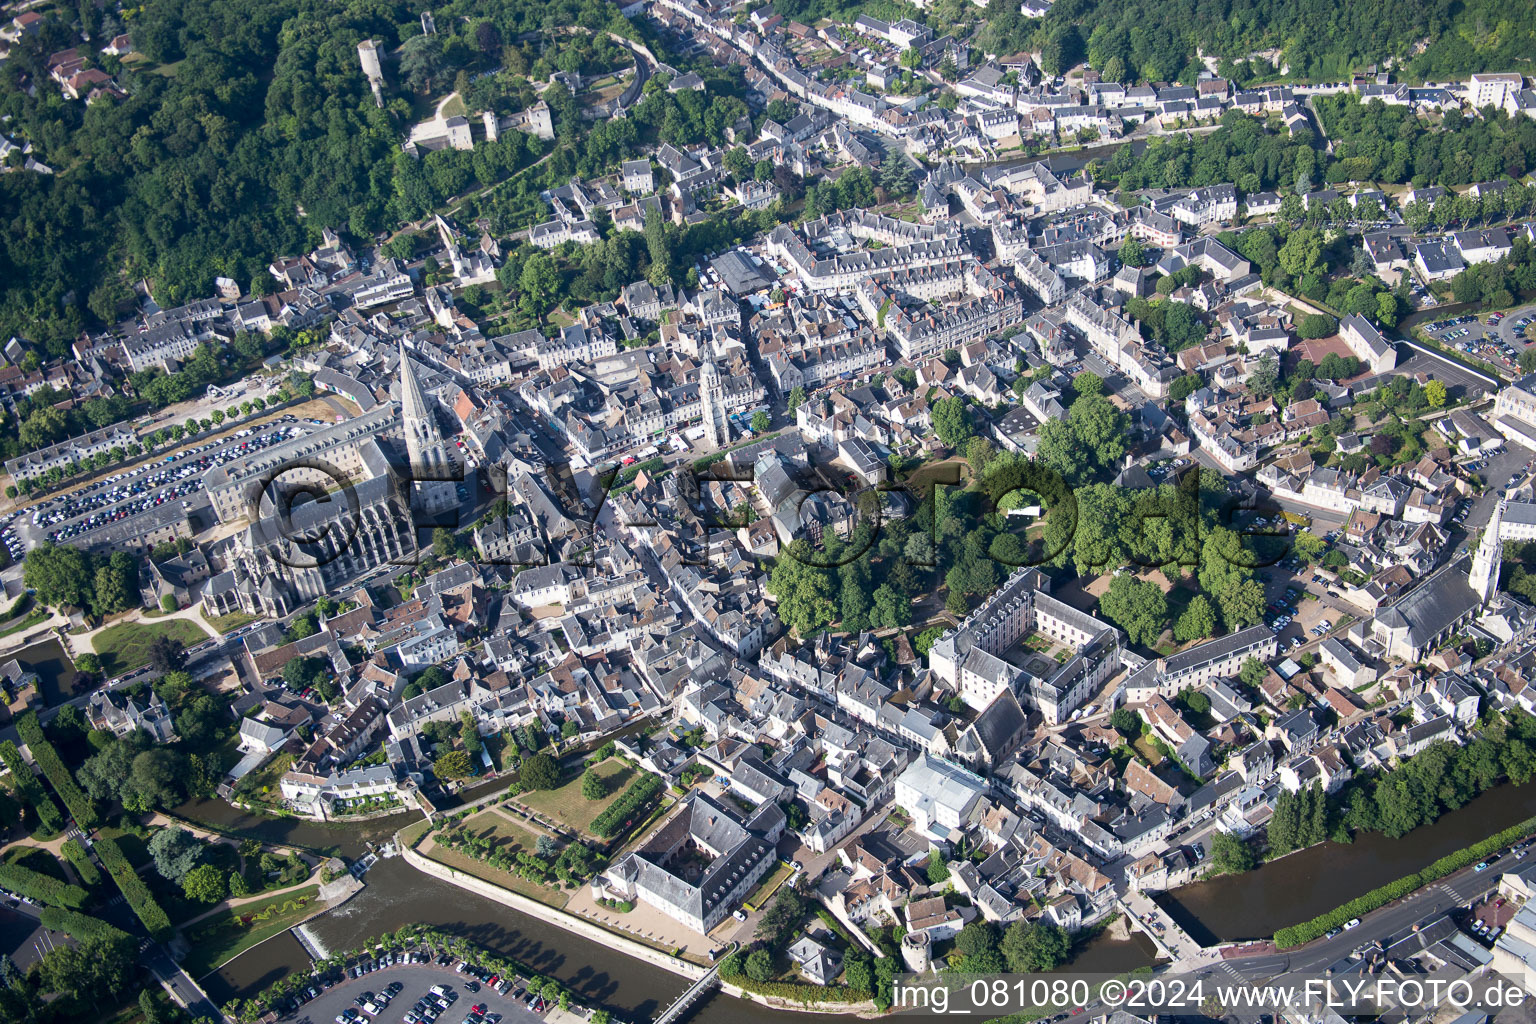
6,0,1536,1022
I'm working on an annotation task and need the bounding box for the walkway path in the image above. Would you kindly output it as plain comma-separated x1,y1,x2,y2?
174,868,324,932
61,603,218,659
143,811,321,866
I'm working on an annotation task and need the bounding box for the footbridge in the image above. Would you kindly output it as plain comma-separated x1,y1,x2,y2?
653,944,734,1024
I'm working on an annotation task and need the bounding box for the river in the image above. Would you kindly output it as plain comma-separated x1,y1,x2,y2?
181,796,1156,1024
183,780,1536,1018
1159,778,1536,944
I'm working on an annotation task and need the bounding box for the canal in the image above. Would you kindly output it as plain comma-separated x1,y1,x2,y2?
185,789,1158,1024
14,638,80,706
1159,778,1536,944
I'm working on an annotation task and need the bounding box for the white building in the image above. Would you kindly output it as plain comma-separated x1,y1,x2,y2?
893,754,989,835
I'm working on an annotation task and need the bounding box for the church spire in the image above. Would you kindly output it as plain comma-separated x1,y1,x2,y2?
1470,499,1505,606
400,339,434,435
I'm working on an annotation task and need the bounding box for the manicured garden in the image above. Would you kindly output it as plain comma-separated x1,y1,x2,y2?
517,757,634,835
181,885,321,978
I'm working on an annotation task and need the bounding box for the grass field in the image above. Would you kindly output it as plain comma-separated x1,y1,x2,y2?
517,758,634,835
398,815,434,849
422,838,570,908
202,610,260,634
182,885,321,979
91,619,208,676
460,810,542,852
1131,736,1165,765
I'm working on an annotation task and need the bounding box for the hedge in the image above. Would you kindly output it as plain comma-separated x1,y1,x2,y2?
0,741,64,835
95,836,173,942
15,714,98,828
60,839,102,888
38,907,130,944
0,862,89,909
590,773,664,839
720,965,867,1005
1274,817,1536,948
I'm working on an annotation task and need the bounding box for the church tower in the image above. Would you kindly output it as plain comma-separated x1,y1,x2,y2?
398,339,457,514
698,359,729,449
1470,499,1505,606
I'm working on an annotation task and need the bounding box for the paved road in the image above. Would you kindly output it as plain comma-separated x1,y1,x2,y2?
1221,852,1512,982
146,944,223,1021
291,963,548,1024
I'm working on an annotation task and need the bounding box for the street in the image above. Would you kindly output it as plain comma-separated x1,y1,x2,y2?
1218,852,1513,982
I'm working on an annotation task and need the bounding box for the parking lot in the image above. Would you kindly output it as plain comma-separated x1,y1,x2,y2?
1420,303,1536,373
4,416,323,556
290,955,554,1024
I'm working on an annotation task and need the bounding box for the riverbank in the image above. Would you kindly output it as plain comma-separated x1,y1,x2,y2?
1161,778,1536,943
399,843,707,981
402,845,888,1017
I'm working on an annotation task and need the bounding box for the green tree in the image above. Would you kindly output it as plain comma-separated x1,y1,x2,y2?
645,208,675,287
147,827,203,884
872,584,911,629
434,750,474,779
768,540,836,635
1098,574,1168,647
1168,373,1202,404
39,932,136,1007
1293,530,1326,563
518,252,560,318
750,411,771,433
1118,237,1146,267
23,545,94,611
581,769,605,801
787,386,806,414
932,396,973,448
1000,921,1070,972
521,752,560,790
744,949,774,983
1209,831,1257,874
754,886,805,949
1239,655,1267,688
1173,594,1218,642
1248,350,1280,397
1424,379,1446,408
925,849,950,885
182,863,227,904
1277,226,1325,278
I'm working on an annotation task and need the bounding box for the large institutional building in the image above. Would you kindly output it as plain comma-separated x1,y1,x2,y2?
596,790,784,934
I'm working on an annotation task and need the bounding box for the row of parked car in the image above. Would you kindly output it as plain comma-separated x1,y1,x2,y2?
29,420,308,544
336,980,404,1022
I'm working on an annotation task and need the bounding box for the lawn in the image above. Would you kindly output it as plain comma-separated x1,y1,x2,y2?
398,815,434,850
1131,736,1165,766
0,609,50,641
460,810,542,853
516,758,634,835
422,838,570,908
202,610,260,634
182,885,322,979
743,860,794,912
91,619,208,676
